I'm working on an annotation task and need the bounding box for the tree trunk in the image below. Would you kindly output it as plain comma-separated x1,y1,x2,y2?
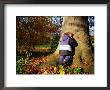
54,16,94,74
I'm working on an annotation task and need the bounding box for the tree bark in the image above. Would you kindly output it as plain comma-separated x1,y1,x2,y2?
54,16,94,74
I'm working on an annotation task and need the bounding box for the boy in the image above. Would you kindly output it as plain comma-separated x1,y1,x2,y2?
59,32,74,65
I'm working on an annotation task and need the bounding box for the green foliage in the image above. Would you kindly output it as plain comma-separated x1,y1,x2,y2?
73,67,82,74
50,34,60,49
16,57,29,74
58,65,83,74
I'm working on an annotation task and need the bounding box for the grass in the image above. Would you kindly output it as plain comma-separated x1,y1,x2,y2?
35,45,51,48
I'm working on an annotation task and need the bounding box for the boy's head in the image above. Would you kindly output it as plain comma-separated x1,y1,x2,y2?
64,32,74,38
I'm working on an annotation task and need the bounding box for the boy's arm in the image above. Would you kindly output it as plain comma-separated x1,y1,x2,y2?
69,38,74,46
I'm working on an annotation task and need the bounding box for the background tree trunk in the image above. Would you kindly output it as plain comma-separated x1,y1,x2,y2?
54,16,94,74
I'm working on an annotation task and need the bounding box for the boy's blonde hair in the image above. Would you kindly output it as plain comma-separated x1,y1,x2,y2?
64,32,74,38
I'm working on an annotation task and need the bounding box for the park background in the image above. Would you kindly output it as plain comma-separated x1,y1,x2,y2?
16,16,94,74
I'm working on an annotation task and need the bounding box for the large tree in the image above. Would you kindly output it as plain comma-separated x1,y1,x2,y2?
48,16,94,74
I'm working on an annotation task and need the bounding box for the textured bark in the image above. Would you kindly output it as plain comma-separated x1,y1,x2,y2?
55,16,94,74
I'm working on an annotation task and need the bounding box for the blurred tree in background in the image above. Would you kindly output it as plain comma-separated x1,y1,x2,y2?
16,16,62,58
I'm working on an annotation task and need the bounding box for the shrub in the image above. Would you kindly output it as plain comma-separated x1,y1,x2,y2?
50,34,60,49
16,57,29,74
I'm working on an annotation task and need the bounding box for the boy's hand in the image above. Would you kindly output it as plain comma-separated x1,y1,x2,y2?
63,59,66,64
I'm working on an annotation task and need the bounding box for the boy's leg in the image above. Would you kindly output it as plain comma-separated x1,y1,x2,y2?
64,56,73,64
59,56,65,65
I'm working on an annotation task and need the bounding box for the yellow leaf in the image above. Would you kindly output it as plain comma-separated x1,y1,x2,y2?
59,69,65,75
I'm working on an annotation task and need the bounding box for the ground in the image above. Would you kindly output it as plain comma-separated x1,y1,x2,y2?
16,48,90,75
